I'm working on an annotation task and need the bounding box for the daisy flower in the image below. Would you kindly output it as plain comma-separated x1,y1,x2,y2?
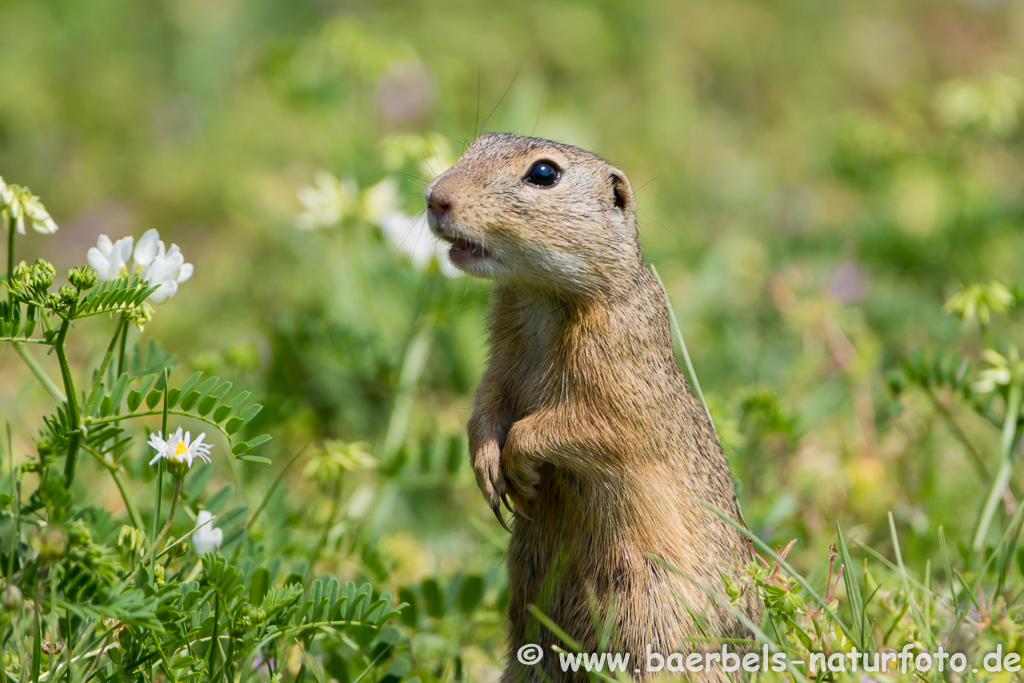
147,427,213,469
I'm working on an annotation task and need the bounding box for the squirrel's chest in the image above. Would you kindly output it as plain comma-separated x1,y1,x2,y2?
499,301,574,409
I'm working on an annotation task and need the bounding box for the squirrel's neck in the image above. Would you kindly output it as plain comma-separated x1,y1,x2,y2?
494,264,674,375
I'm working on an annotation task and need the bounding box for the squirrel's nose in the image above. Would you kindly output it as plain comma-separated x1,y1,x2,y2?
424,185,452,222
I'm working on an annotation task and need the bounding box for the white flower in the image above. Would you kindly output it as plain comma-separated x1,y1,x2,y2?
20,193,58,234
141,238,193,304
85,228,192,302
95,228,195,301
973,347,1024,395
0,177,16,213
147,427,213,469
133,228,162,271
378,210,460,278
1,178,58,235
360,177,400,225
0,180,23,235
87,235,135,281
296,170,356,230
192,510,223,555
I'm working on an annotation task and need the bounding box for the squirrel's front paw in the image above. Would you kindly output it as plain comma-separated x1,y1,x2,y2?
471,440,513,532
501,425,542,508
501,452,542,508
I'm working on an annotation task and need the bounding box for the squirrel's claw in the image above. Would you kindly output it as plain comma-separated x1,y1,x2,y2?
472,440,515,532
491,499,513,533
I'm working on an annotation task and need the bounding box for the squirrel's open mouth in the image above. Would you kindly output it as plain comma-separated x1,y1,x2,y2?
432,226,491,265
447,236,489,264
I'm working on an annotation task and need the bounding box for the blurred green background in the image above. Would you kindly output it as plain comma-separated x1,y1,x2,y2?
3,0,1024,675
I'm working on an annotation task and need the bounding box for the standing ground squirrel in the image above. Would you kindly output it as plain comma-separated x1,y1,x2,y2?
425,133,761,682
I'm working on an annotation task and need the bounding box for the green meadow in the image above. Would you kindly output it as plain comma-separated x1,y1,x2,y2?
2,0,1024,680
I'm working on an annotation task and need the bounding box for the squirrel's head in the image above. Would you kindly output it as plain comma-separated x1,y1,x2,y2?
424,133,640,298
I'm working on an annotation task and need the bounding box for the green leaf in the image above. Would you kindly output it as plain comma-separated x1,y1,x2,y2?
197,394,218,417
146,389,162,410
458,575,484,614
229,404,263,434
165,387,181,409
126,389,142,412
204,484,235,515
215,391,251,424
235,454,271,464
232,434,272,456
99,395,114,418
422,578,443,619
172,371,203,404
109,372,129,409
137,373,157,397
186,376,219,408
250,567,270,605
397,588,417,627
179,390,202,411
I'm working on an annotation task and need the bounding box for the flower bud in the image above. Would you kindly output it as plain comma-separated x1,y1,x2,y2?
68,266,98,290
127,302,153,330
39,526,69,562
153,563,166,587
1,584,23,612
58,284,78,308
30,258,55,291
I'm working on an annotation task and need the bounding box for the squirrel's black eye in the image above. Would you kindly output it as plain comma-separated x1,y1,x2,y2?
524,160,560,188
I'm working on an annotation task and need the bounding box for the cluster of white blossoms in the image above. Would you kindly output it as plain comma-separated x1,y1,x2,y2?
295,171,458,278
0,176,59,235
296,171,358,231
87,229,194,303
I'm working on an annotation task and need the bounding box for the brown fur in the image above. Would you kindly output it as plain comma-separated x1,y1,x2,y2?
424,134,761,682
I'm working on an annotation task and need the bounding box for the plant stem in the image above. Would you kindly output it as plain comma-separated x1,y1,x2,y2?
378,321,433,459
650,264,714,430
111,468,145,529
31,589,42,683
153,369,170,557
6,426,19,578
116,318,128,377
13,342,66,403
84,316,127,416
207,593,220,681
306,480,343,583
981,319,997,353
143,475,182,572
6,212,14,306
56,305,81,487
971,382,1024,563
153,460,164,544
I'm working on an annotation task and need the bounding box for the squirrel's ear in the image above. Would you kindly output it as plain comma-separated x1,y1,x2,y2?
609,170,635,214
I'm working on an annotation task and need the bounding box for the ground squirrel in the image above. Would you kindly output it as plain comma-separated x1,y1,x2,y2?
425,133,761,682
